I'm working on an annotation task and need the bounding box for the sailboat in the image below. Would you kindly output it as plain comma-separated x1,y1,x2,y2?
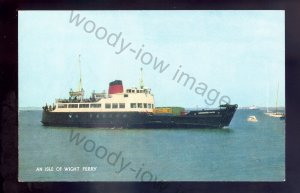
265,83,285,119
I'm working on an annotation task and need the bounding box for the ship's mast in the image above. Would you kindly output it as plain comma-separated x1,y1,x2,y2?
78,54,83,91
139,67,144,89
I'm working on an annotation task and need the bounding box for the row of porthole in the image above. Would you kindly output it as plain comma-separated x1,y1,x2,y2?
69,113,128,119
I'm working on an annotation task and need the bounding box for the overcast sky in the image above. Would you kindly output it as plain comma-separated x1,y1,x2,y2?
19,10,285,108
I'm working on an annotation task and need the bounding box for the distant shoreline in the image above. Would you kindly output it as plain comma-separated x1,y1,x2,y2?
19,107,41,111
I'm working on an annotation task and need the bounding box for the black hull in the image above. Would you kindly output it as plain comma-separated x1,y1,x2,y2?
42,104,237,129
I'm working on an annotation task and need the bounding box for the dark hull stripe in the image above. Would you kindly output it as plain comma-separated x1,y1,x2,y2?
41,105,237,129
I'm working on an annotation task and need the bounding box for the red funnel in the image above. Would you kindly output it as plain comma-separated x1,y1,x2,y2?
108,80,123,94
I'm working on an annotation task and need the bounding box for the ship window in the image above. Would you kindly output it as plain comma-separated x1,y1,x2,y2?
124,94,128,97
90,104,101,108
152,104,154,109
130,103,136,108
148,104,151,108
68,104,78,108
143,103,147,108
138,103,142,108
79,104,89,108
137,90,140,93
105,103,111,108
127,89,131,93
119,103,125,108
112,103,118,108
58,104,67,108
132,90,135,93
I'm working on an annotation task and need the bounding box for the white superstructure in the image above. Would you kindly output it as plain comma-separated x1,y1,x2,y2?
49,84,155,113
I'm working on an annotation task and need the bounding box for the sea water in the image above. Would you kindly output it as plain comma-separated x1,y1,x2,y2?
18,109,285,181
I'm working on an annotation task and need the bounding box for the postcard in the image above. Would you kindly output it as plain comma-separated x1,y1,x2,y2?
18,10,285,182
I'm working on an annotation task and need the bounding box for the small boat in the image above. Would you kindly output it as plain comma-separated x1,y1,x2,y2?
265,112,285,118
248,105,258,110
265,82,285,119
247,116,258,122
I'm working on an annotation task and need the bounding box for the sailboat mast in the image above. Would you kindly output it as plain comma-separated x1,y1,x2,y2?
266,81,269,112
275,82,279,114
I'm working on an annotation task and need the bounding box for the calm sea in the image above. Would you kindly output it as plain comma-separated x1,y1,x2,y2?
19,109,285,181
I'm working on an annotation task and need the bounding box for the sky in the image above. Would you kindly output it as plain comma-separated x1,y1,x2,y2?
19,11,285,108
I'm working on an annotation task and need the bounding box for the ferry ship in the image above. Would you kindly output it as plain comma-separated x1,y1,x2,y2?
41,66,237,128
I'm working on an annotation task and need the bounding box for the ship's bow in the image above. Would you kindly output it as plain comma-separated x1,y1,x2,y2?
219,104,238,127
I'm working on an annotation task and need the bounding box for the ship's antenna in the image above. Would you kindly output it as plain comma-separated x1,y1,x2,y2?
78,54,83,91
139,67,144,89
